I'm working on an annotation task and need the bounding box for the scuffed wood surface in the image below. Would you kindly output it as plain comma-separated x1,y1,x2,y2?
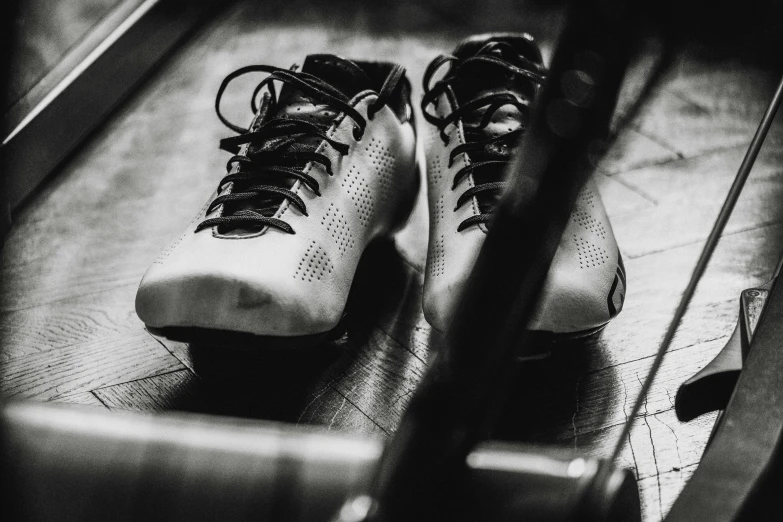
2,1,782,520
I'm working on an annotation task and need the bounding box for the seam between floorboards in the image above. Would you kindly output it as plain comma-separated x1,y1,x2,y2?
0,329,180,361
611,140,752,179
0,279,141,314
556,404,706,446
147,330,193,370
91,367,192,393
626,219,783,260
577,328,733,379
665,89,711,114
375,324,429,367
631,125,685,159
323,384,391,436
90,390,111,409
605,173,660,205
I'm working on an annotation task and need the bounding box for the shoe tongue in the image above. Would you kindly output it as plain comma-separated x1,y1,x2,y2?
450,33,543,129
220,55,372,236
271,54,373,123
453,33,543,63
449,34,545,215
298,54,373,98
252,54,373,152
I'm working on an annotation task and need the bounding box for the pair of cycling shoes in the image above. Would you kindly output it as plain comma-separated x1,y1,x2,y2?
134,33,626,347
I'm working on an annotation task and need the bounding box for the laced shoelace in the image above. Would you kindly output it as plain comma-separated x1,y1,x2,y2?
196,63,405,234
421,42,546,231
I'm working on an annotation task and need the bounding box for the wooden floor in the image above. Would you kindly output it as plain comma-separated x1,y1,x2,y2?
2,1,782,520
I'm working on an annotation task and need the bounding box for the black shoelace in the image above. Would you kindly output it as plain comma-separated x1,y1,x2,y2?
196,63,405,234
421,42,546,231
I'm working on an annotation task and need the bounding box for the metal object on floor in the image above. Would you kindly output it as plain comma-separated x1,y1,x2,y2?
675,252,783,422
0,400,635,522
666,243,783,521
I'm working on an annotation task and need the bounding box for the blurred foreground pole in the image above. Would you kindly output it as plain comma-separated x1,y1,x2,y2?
359,1,640,521
1,401,633,522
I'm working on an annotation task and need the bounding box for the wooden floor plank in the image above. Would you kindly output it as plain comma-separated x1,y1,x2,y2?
53,390,109,409
0,284,142,359
296,383,389,438
329,328,427,434
1,332,184,400
596,128,681,176
578,223,783,372
502,336,728,443
94,369,198,412
631,75,783,158
613,146,783,259
594,171,657,219
153,336,194,372
637,464,698,522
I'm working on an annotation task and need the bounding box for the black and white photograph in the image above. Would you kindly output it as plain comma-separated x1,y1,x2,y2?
1,1,781,520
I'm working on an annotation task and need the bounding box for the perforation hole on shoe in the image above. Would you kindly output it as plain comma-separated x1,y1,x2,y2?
573,234,609,269
427,131,445,183
369,137,396,201
343,164,376,228
321,203,355,255
578,187,596,208
429,235,446,277
571,190,607,240
434,194,445,226
295,240,334,282
156,235,186,265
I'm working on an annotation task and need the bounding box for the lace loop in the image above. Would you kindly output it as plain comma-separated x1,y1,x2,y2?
455,182,507,211
201,62,399,234
219,118,350,156
456,213,493,232
461,54,545,84
448,128,524,167
452,161,507,189
215,65,279,133
196,214,295,235
368,64,407,119
421,46,544,231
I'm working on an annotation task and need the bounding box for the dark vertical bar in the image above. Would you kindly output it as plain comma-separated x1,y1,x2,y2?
357,2,638,521
0,0,19,234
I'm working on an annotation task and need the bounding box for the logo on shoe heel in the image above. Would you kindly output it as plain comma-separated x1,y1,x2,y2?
608,251,626,316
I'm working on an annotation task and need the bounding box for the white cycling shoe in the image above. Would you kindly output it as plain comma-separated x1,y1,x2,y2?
421,33,626,337
136,55,419,344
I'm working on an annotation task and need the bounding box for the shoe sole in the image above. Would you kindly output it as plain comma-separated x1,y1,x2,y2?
531,320,610,343
506,323,611,363
146,312,349,352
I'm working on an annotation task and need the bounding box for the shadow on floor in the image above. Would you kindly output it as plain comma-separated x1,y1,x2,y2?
176,238,420,423
493,335,618,444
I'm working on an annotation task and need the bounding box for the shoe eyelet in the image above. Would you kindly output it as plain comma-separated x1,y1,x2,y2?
353,126,364,141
